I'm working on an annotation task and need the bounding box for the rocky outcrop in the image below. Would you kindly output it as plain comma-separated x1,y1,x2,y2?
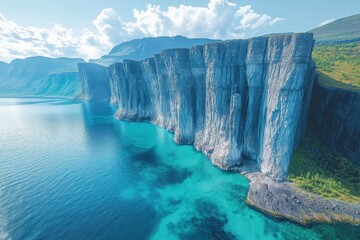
79,33,315,180
245,172,360,225
309,81,360,165
91,36,221,66
77,63,110,101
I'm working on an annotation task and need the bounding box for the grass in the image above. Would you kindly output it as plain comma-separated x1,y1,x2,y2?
289,133,360,203
312,42,360,91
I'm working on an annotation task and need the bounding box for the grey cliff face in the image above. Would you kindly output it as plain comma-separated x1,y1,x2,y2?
77,63,110,101
309,82,360,165
78,33,315,180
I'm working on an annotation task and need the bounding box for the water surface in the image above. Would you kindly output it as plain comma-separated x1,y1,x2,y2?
0,98,359,240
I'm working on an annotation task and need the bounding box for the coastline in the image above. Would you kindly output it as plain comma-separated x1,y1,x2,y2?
116,115,360,226
1,96,359,227
243,171,360,225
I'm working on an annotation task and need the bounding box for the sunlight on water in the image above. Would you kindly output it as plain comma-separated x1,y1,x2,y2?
0,98,359,240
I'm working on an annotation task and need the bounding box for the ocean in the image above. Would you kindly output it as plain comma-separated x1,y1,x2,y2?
0,98,358,240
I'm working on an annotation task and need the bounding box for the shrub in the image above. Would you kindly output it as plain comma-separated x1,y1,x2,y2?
289,133,360,203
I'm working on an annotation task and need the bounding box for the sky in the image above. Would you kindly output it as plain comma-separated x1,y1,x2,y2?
0,0,359,62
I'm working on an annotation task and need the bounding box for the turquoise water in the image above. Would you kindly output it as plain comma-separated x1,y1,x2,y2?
0,98,359,240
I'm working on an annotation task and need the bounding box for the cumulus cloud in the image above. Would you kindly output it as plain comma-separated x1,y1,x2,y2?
318,18,335,27
0,0,285,62
0,13,80,62
124,1,285,39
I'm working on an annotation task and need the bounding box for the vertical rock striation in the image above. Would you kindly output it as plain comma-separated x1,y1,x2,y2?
77,63,110,101
309,82,360,165
79,33,315,180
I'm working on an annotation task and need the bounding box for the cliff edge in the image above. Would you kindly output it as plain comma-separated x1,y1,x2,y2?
309,81,360,165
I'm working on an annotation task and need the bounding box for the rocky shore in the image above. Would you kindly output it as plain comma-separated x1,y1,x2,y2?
244,172,360,225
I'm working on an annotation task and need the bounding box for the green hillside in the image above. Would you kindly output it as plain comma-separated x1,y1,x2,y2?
291,15,360,202
310,14,360,43
289,134,360,203
312,42,360,91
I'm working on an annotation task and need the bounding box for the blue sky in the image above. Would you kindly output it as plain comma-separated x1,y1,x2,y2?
0,0,359,62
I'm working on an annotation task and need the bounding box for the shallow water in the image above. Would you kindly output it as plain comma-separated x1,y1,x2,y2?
0,98,359,240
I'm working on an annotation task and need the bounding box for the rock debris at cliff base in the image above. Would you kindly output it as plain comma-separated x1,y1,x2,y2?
245,172,360,225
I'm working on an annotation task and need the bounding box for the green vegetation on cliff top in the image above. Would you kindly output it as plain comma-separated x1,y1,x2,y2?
312,42,360,91
289,134,360,203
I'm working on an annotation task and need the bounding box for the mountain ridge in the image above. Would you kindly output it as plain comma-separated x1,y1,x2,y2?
309,14,360,43
91,35,221,66
0,56,85,96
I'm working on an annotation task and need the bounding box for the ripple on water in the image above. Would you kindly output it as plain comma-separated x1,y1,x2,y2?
0,98,359,240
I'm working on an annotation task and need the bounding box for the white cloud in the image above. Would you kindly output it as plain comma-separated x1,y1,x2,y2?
0,0,285,62
318,19,335,27
0,13,80,62
269,17,286,26
125,1,285,39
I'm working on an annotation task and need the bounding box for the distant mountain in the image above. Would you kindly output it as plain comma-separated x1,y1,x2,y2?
29,71,81,96
309,14,360,90
0,61,7,76
309,14,360,44
0,61,7,68
0,56,85,96
3,56,83,83
0,36,221,96
91,35,221,66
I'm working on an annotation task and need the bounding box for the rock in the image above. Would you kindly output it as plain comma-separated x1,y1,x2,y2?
308,81,360,165
77,63,110,102
245,172,360,225
90,36,221,66
78,33,315,180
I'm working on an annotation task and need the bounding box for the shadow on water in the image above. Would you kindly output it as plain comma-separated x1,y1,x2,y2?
80,101,123,148
80,101,116,123
126,146,159,165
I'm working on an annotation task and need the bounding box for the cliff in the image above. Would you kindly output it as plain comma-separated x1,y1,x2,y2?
77,63,110,101
91,36,221,66
309,81,360,165
79,33,315,180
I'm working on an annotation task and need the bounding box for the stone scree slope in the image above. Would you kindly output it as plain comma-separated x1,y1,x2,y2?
78,33,316,181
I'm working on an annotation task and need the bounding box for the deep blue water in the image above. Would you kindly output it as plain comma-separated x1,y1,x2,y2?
0,98,359,240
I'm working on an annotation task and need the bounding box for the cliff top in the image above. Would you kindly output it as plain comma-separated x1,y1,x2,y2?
313,42,360,91
91,36,221,66
107,33,314,67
